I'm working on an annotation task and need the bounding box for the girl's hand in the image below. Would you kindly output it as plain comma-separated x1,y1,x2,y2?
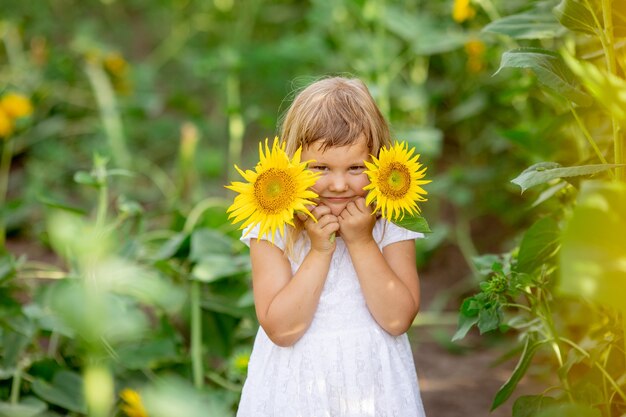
338,197,376,246
298,205,339,253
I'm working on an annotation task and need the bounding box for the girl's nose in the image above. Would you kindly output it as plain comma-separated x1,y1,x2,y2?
329,173,349,192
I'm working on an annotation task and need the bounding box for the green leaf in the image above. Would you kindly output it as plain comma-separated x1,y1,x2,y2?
511,162,620,192
452,313,478,342
535,402,601,417
383,9,468,55
516,217,560,274
32,371,87,413
143,376,231,417
201,293,253,318
190,228,234,261
483,5,564,39
0,397,47,417
512,395,559,417
72,171,100,187
492,337,544,410
154,232,190,260
190,254,250,283
477,304,502,334
37,195,86,215
0,253,17,285
495,48,592,106
116,338,179,370
392,215,431,233
562,51,626,121
553,0,598,35
560,181,626,313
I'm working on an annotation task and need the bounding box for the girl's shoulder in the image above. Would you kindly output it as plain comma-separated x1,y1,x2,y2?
373,218,425,248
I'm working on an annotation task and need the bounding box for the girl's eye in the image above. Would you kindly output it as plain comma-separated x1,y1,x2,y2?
309,165,328,171
349,165,365,173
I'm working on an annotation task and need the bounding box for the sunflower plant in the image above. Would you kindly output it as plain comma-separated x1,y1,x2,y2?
225,137,319,242
364,141,431,233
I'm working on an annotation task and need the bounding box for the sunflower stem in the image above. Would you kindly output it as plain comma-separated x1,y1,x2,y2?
0,138,14,251
190,279,204,388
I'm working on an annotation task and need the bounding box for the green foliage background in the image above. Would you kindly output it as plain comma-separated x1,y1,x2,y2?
0,0,624,416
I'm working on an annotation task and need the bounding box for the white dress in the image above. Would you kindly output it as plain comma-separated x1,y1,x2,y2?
237,219,427,417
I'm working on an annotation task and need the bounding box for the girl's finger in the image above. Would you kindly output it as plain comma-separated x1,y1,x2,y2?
355,197,367,212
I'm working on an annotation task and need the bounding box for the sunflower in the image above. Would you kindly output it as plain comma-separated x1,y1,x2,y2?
364,141,430,221
225,137,319,242
120,388,148,417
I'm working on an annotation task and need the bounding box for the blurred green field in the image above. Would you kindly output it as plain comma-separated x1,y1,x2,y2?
1,0,625,416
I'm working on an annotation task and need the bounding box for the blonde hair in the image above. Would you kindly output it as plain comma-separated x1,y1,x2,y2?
279,76,392,259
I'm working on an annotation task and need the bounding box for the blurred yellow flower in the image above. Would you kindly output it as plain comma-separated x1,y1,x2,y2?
453,0,476,23
120,388,148,417
0,109,14,139
465,39,486,73
232,350,250,373
104,52,128,77
0,93,33,119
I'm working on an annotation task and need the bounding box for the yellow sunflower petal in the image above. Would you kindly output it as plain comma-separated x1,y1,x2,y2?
225,138,320,243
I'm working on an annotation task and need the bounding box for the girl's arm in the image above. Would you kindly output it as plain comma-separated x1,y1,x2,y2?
250,206,339,347
339,198,420,336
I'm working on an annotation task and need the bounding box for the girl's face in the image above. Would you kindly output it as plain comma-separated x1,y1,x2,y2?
301,135,372,216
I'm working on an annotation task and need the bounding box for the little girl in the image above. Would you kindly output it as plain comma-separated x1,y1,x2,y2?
237,77,427,417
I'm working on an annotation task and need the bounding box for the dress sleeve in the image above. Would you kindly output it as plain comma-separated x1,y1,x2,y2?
377,219,425,248
240,223,287,251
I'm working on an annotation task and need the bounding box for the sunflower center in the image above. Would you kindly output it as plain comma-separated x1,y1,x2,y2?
380,162,411,199
254,168,295,213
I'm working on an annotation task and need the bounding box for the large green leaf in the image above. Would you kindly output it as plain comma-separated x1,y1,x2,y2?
511,162,620,192
484,5,565,39
189,228,234,261
560,181,626,313
0,397,47,417
384,8,468,55
32,371,87,413
190,254,250,283
535,402,601,417
495,48,592,106
142,376,231,417
553,0,598,35
116,338,180,370
512,395,559,417
516,217,560,274
492,336,544,410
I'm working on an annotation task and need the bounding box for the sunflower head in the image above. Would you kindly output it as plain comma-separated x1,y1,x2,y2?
225,137,320,242
363,141,431,221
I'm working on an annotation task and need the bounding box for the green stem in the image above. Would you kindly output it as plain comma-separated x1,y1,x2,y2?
502,302,533,313
10,366,21,404
559,336,626,402
374,0,390,119
597,0,625,180
190,280,203,388
539,293,574,402
84,61,131,169
226,71,244,183
0,138,14,251
570,105,612,168
183,197,230,233
455,214,479,278
473,0,501,21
